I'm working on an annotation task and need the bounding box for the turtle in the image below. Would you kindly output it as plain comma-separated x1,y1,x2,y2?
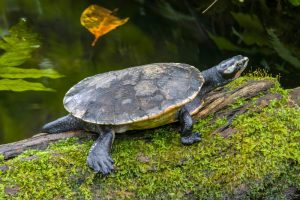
42,55,249,175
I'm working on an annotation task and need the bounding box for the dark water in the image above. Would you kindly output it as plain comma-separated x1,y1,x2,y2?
0,0,299,144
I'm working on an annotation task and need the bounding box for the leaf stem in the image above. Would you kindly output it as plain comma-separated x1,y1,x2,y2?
202,0,218,14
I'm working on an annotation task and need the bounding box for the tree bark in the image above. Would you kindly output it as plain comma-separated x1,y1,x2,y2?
0,80,297,160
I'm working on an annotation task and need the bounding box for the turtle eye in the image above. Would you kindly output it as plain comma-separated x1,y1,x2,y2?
237,62,244,68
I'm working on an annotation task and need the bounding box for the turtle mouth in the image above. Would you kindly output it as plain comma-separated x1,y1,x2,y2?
234,70,243,78
234,56,249,78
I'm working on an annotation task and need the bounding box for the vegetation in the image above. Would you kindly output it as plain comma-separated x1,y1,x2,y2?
211,0,300,74
0,19,62,92
1,73,299,199
147,0,300,83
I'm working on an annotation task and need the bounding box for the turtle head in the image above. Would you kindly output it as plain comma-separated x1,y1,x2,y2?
200,55,249,95
216,55,249,81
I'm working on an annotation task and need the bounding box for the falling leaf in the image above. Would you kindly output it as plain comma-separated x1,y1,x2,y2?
80,5,129,46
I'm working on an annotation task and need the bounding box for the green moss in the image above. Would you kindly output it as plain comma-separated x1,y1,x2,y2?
225,69,277,90
0,154,4,163
1,74,300,199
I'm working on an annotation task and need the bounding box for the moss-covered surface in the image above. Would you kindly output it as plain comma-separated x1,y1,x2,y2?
1,73,300,199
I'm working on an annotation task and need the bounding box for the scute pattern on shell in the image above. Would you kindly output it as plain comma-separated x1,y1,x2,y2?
63,63,204,125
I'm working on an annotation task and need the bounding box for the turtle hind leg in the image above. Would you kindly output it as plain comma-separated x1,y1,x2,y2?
87,127,115,174
41,114,83,134
178,107,201,145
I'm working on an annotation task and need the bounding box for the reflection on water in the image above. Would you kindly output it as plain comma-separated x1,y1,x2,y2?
2,0,296,144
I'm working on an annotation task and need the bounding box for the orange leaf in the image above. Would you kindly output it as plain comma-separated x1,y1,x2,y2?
80,5,129,46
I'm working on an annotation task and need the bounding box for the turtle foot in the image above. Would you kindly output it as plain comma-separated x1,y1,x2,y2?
181,132,201,145
87,150,114,175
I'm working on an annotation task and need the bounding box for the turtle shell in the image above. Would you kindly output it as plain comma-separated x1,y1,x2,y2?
63,63,204,125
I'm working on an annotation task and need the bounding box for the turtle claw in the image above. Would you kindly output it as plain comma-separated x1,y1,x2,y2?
87,150,114,175
181,132,201,145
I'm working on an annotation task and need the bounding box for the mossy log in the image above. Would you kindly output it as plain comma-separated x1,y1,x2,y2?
0,80,275,160
1,75,300,199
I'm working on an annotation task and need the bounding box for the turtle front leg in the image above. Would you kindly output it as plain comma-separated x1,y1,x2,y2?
178,107,201,145
87,127,115,174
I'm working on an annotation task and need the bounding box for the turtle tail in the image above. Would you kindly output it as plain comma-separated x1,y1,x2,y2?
41,114,83,134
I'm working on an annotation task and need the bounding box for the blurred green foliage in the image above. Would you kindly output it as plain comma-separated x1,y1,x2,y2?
209,11,300,69
148,0,300,80
203,0,300,72
0,19,62,91
289,0,300,6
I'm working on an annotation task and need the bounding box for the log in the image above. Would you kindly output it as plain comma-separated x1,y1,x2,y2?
289,87,300,106
195,80,275,118
0,131,97,160
0,79,295,160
